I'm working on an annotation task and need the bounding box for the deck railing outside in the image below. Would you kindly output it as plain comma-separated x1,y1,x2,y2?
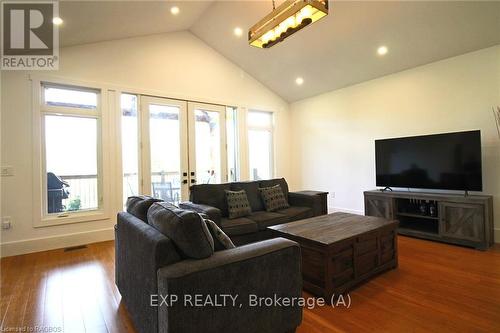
60,174,98,210
58,171,183,211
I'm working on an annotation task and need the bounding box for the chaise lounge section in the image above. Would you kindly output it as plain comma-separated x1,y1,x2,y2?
179,178,327,245
115,197,303,333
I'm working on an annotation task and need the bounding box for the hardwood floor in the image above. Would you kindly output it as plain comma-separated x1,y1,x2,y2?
1,236,499,333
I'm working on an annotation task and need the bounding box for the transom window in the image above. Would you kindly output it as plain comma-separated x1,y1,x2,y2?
44,86,98,109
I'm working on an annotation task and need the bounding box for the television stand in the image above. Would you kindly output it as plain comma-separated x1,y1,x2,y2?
364,190,494,250
380,187,393,192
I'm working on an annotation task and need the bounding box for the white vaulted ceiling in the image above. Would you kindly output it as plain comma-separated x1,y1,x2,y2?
59,1,213,47
59,1,500,102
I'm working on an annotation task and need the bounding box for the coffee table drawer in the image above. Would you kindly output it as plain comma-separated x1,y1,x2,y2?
302,246,325,288
332,248,353,273
356,250,378,276
380,233,395,252
380,250,395,265
333,268,354,287
356,232,378,255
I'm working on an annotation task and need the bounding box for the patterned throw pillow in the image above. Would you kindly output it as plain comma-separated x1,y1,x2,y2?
259,185,290,212
204,219,236,251
225,190,252,219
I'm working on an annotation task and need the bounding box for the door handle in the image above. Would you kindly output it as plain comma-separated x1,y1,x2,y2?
191,179,196,184
182,180,188,184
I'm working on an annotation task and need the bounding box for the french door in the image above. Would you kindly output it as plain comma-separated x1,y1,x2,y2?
137,96,227,204
188,102,227,187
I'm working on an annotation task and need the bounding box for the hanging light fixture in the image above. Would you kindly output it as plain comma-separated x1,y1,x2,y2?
248,0,329,49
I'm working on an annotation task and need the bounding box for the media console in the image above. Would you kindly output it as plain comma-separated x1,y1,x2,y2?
364,190,494,250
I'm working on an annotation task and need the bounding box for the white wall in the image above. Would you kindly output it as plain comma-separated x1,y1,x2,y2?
0,31,291,256
290,45,500,241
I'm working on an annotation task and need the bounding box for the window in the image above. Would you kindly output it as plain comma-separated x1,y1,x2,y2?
226,107,239,182
40,83,102,217
248,110,274,180
121,93,139,206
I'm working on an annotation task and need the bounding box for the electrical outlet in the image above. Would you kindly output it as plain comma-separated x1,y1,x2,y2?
1,166,14,177
1,217,12,230
330,192,335,198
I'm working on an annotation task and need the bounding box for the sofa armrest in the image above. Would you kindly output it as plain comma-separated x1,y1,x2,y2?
156,238,303,333
115,212,181,333
288,191,328,216
179,201,222,224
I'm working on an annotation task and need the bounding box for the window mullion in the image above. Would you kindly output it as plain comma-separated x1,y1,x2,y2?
41,105,99,118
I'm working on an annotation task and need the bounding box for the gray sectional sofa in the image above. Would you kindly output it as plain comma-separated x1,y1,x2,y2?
115,195,304,333
180,178,328,245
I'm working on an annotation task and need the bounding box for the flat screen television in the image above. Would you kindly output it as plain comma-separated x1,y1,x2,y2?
375,130,482,191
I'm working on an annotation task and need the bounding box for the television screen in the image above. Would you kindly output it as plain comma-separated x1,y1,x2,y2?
375,130,482,191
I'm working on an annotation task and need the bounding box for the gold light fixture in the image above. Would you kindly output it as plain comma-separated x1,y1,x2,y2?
248,0,329,49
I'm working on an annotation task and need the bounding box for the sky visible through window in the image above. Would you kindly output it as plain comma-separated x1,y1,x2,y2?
45,87,97,109
248,111,273,180
45,115,97,176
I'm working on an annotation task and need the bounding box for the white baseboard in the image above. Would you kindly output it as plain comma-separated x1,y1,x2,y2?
1,228,115,258
2,220,498,258
329,206,364,215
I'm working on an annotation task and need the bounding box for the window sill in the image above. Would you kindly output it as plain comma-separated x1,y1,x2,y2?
34,210,109,228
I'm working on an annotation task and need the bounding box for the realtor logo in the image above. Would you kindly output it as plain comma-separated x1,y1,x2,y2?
1,1,59,70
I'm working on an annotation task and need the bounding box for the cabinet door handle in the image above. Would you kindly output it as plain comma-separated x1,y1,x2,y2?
191,179,196,184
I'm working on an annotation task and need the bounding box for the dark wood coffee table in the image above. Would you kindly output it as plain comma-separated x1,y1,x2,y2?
268,212,399,300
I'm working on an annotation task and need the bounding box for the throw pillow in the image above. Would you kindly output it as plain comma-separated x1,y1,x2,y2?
259,185,290,212
225,190,252,219
147,202,214,259
126,195,163,222
204,219,235,251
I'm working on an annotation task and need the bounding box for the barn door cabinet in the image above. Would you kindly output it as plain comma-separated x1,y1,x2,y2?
364,191,494,250
364,195,394,220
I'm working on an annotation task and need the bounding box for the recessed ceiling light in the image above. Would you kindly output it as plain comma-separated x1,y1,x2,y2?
234,27,243,37
377,45,388,56
52,17,63,25
295,77,304,85
170,6,180,15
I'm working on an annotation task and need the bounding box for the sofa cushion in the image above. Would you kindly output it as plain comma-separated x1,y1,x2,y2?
220,217,258,236
147,202,214,259
259,178,289,201
247,211,289,230
189,183,231,217
276,206,313,221
204,219,235,251
225,190,252,219
259,185,290,212
126,195,162,222
230,181,264,211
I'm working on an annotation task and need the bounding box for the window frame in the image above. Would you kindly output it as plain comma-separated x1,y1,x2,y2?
32,77,110,227
226,106,240,182
247,110,275,180
120,92,142,208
